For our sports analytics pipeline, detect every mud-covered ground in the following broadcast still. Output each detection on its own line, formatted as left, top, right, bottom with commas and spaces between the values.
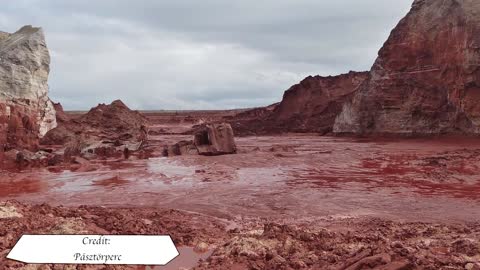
1, 201, 480, 270
0, 111, 480, 269
0, 201, 479, 270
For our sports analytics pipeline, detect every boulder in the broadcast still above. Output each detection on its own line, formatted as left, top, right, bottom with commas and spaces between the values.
334, 0, 480, 135
194, 123, 237, 156
0, 25, 57, 151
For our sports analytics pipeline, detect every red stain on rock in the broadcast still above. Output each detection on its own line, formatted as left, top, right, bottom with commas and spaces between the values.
0, 103, 40, 152
194, 123, 237, 156
334, 0, 480, 135
230, 71, 368, 135
0, 26, 57, 153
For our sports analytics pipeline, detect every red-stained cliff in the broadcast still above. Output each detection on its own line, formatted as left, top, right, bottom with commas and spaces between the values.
0, 26, 57, 153
230, 71, 368, 135
334, 0, 480, 135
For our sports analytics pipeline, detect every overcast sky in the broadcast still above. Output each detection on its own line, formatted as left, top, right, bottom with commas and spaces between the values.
1, 0, 413, 110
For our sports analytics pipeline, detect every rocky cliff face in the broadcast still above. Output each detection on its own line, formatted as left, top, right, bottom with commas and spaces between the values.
230, 71, 368, 135
334, 0, 480, 135
0, 25, 57, 151
273, 71, 368, 133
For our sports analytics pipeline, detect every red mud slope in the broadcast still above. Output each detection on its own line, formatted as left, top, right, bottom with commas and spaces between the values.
230, 71, 368, 135
42, 100, 148, 146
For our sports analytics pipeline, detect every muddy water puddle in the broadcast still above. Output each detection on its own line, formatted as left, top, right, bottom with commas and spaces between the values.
1, 135, 480, 223
144, 247, 212, 270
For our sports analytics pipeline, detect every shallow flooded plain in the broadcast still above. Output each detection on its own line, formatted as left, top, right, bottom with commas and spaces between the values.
1, 134, 479, 223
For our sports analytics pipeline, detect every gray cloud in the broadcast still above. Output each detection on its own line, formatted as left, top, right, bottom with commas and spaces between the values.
0, 0, 413, 110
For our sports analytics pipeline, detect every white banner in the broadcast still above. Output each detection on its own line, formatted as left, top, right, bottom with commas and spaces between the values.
7, 235, 179, 265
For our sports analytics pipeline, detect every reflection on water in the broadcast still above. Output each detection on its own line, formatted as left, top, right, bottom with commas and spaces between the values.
0, 135, 480, 222
147, 158, 196, 178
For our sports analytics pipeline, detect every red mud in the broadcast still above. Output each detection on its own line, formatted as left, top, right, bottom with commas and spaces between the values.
0, 201, 229, 270
1, 201, 479, 270
2, 131, 480, 223
1, 112, 480, 269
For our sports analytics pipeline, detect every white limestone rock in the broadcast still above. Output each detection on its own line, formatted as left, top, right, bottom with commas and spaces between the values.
0, 25, 56, 146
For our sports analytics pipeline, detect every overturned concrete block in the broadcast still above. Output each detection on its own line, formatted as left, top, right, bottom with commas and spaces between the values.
194, 123, 237, 156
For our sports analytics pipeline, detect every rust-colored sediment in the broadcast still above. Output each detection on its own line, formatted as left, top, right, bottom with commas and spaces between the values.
2, 134, 480, 223
1, 112, 480, 269
0, 201, 479, 270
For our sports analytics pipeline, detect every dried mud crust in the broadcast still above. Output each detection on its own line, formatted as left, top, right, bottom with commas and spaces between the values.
0, 202, 479, 270
200, 218, 480, 270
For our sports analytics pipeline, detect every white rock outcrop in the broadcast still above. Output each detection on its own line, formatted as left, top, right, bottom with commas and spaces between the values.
0, 25, 56, 150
